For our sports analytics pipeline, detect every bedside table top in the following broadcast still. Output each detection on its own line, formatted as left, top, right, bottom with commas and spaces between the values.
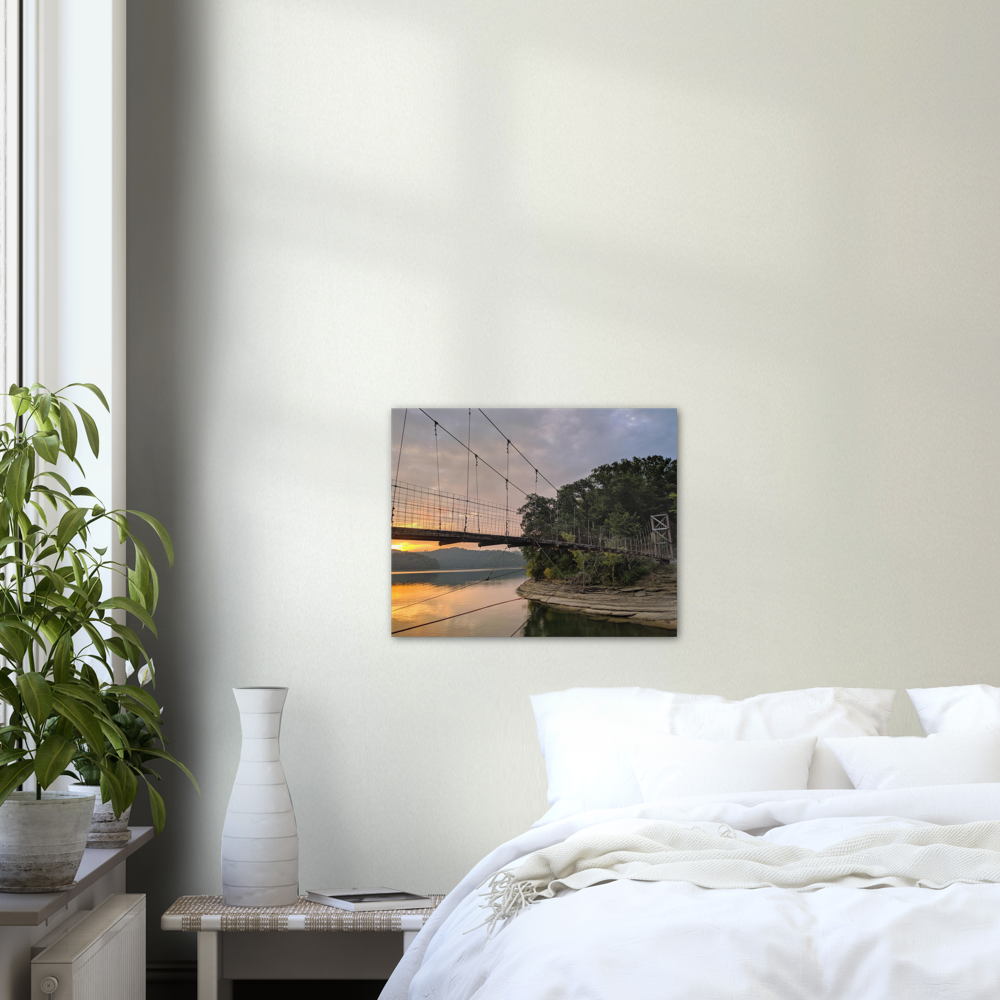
161, 893, 446, 932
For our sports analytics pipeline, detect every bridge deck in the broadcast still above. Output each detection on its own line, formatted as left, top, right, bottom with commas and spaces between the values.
391, 526, 671, 562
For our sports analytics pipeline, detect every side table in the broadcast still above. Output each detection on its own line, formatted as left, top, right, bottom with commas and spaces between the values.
162, 894, 445, 1000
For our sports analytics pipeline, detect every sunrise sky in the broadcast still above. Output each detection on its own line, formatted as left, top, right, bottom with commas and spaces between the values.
391, 408, 677, 551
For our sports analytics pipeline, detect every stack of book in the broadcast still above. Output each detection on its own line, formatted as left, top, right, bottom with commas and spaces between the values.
306, 887, 434, 911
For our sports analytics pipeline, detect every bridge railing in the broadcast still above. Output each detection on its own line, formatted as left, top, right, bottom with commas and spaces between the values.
391, 480, 675, 562
527, 518, 671, 562
391, 480, 524, 538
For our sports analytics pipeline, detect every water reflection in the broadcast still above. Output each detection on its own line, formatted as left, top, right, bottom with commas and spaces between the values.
391, 568, 669, 637
391, 569, 529, 637
519, 603, 673, 637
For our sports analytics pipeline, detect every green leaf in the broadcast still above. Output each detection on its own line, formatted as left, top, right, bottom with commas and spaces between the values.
0, 760, 35, 806
101, 618, 149, 666
0, 628, 26, 667
97, 717, 127, 752
34, 735, 76, 790
30, 432, 60, 464
76, 404, 100, 458
103, 636, 129, 660
28, 499, 51, 522
120, 759, 138, 810
128, 545, 156, 614
51, 635, 74, 684
9, 388, 31, 418
107, 684, 161, 719
53, 681, 108, 713
140, 747, 199, 793
69, 551, 84, 587
39, 469, 73, 492
144, 779, 166, 833
117, 699, 163, 739
56, 506, 90, 549
81, 622, 108, 661
1, 619, 46, 642
97, 762, 126, 817
62, 383, 110, 412
17, 673, 53, 726
0, 672, 20, 709
126, 510, 175, 567
16, 511, 34, 542
110, 512, 127, 545
4, 451, 28, 512
98, 596, 157, 636
60, 405, 79, 461
52, 693, 106, 753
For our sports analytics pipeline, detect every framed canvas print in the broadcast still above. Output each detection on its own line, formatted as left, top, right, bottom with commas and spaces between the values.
391, 408, 677, 637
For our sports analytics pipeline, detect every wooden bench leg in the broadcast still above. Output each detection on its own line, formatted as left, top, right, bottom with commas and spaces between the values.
198, 931, 232, 1000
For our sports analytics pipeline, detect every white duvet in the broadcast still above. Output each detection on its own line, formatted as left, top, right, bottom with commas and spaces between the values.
381, 784, 1000, 1000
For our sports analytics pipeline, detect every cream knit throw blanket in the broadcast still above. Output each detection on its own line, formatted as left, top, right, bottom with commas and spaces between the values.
481, 820, 1000, 936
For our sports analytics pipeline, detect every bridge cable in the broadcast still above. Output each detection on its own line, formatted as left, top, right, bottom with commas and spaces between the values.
434, 421, 442, 529
531, 540, 572, 581
418, 409, 533, 496
505, 440, 510, 539
464, 408, 471, 532
434, 421, 441, 493
391, 597, 525, 635
391, 408, 408, 523
478, 409, 560, 494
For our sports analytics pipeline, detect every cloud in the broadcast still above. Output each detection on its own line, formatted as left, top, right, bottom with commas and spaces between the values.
391, 407, 675, 507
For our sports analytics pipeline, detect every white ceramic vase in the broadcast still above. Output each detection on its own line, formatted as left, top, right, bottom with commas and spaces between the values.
221, 687, 298, 907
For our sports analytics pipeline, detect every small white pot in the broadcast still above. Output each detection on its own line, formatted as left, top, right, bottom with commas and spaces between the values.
0, 791, 95, 892
71, 785, 133, 849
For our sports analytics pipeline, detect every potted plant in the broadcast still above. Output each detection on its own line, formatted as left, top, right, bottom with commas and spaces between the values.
0, 382, 195, 891
70, 695, 165, 847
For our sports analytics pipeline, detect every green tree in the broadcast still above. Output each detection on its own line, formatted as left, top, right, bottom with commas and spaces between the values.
517, 494, 557, 538
543, 455, 676, 540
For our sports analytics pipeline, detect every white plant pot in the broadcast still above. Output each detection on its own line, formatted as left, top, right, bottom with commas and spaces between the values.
71, 785, 133, 849
0, 791, 96, 892
222, 687, 298, 907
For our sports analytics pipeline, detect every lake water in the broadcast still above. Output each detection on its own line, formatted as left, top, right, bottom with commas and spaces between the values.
391, 568, 667, 637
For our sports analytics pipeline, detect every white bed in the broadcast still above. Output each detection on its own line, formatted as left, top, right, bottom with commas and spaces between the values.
382, 685, 1000, 1000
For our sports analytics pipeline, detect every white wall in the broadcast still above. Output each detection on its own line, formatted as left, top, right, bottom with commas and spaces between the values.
126, 0, 1000, 961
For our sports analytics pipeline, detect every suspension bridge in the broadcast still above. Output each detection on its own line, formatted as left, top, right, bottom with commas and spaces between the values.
391, 409, 675, 564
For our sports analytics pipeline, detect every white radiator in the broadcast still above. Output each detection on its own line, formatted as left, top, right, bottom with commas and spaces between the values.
30, 894, 145, 1000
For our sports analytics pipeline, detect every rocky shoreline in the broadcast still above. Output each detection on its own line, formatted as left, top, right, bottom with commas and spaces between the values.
516, 573, 677, 632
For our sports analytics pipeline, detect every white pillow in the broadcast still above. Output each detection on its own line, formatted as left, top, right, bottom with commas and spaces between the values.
530, 687, 896, 823
826, 732, 1000, 790
631, 735, 817, 801
907, 685, 1000, 734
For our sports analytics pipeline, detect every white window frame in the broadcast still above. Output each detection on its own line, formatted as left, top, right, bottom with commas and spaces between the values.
3, 0, 22, 404
2, 1, 128, 704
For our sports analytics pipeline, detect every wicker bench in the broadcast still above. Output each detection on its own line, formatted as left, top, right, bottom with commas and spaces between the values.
162, 893, 444, 1000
